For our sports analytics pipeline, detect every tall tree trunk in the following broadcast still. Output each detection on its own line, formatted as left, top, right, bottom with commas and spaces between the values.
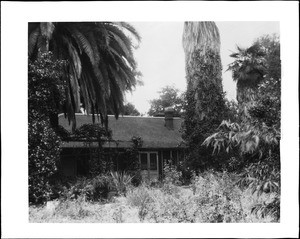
182, 21, 226, 170
182, 22, 224, 121
237, 83, 257, 120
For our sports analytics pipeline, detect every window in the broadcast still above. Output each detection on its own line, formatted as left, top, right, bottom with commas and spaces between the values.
140, 153, 148, 170
139, 152, 158, 171
150, 153, 157, 170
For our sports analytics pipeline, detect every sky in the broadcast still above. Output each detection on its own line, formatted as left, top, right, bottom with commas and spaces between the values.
125, 22, 280, 115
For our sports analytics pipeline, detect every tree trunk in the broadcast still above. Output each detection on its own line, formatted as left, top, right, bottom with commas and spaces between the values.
182, 21, 226, 170
182, 21, 224, 120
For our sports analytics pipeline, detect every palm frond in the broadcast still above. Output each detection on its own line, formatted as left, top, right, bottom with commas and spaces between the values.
29, 22, 139, 130
68, 24, 96, 65
114, 22, 141, 42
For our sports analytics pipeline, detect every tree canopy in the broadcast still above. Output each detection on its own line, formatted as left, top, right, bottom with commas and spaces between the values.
227, 34, 280, 119
123, 102, 141, 116
148, 85, 184, 117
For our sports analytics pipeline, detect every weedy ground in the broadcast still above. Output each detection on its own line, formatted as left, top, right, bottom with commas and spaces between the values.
29, 171, 277, 223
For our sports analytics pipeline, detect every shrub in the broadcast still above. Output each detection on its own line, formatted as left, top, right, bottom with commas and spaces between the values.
58, 174, 112, 202
191, 171, 247, 223
126, 184, 154, 221
163, 160, 182, 186
146, 190, 198, 223
110, 171, 133, 196
55, 195, 91, 219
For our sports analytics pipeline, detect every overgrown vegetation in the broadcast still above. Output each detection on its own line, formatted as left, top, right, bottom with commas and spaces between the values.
29, 170, 278, 223
202, 34, 281, 220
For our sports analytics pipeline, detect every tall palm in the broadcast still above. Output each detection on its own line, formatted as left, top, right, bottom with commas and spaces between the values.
182, 21, 223, 120
28, 22, 141, 130
182, 21, 226, 170
227, 44, 266, 105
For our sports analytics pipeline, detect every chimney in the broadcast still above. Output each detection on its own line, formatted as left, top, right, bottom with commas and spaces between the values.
164, 107, 174, 130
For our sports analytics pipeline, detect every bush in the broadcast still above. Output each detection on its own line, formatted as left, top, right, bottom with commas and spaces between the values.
110, 171, 133, 196
163, 160, 182, 186
58, 174, 112, 202
192, 171, 246, 222
126, 184, 154, 221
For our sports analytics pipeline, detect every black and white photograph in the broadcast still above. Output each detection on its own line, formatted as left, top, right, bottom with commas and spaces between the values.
1, 1, 299, 238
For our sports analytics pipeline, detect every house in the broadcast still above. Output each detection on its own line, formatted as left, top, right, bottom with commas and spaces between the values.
58, 108, 186, 180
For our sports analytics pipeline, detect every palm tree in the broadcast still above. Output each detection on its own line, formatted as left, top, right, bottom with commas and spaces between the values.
227, 44, 266, 105
182, 22, 226, 170
28, 22, 141, 130
182, 21, 224, 120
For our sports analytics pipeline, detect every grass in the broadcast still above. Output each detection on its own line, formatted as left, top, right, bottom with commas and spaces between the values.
29, 171, 278, 223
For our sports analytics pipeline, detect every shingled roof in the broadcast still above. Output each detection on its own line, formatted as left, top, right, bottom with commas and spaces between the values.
58, 113, 185, 148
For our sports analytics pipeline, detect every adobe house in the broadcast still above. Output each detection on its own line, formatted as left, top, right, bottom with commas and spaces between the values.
58, 108, 186, 180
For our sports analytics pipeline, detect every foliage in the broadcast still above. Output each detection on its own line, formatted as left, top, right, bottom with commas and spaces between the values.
227, 44, 266, 89
28, 52, 67, 204
203, 116, 280, 219
110, 171, 133, 196
202, 120, 280, 156
148, 85, 185, 117
248, 35, 281, 128
116, 136, 143, 186
227, 34, 280, 119
69, 123, 113, 176
203, 34, 281, 220
163, 160, 182, 186
30, 171, 278, 223
29, 22, 141, 129
122, 102, 141, 116
28, 114, 61, 204
28, 52, 67, 117
57, 174, 113, 202
73, 123, 112, 141
127, 184, 153, 208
